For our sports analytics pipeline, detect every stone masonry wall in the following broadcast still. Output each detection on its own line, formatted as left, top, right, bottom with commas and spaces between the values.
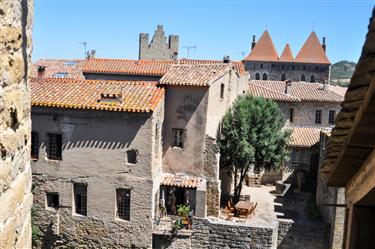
0, 0, 33, 248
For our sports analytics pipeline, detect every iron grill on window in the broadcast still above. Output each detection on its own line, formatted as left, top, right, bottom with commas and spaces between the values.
329, 110, 336, 125
47, 133, 62, 160
31, 131, 39, 159
74, 183, 87, 216
172, 129, 184, 148
117, 189, 131, 220
315, 110, 322, 124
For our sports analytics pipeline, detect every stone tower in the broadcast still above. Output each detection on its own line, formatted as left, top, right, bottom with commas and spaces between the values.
0, 0, 34, 248
139, 25, 179, 60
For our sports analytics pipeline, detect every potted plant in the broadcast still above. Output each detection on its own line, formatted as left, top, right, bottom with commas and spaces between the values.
177, 204, 190, 228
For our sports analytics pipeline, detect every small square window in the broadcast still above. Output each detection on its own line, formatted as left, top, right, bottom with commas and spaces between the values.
47, 133, 62, 160
117, 189, 131, 220
172, 129, 184, 148
126, 150, 137, 164
46, 192, 59, 209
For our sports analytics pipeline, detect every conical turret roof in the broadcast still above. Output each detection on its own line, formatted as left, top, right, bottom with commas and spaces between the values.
295, 32, 330, 64
279, 44, 294, 62
244, 31, 279, 61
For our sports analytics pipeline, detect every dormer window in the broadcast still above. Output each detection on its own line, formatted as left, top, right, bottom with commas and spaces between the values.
98, 93, 122, 104
53, 72, 68, 78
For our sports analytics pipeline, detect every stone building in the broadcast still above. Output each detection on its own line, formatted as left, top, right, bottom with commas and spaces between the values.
321, 8, 375, 249
30, 78, 165, 248
159, 63, 249, 217
247, 80, 345, 189
0, 0, 33, 248
244, 31, 331, 83
139, 25, 179, 60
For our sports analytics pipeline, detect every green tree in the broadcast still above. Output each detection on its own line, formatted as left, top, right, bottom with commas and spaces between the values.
218, 95, 291, 202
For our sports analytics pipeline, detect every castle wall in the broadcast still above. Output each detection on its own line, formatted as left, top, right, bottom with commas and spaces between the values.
31, 107, 163, 248
245, 61, 330, 83
0, 0, 33, 248
139, 25, 179, 60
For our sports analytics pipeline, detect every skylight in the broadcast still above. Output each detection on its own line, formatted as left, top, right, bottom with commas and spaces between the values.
53, 72, 68, 78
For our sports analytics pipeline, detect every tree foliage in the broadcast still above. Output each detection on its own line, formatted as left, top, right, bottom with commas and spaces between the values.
218, 95, 291, 201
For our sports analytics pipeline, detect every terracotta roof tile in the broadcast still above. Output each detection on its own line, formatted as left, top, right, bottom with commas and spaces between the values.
160, 173, 203, 188
179, 58, 246, 76
279, 44, 294, 62
295, 32, 330, 64
244, 31, 279, 61
288, 126, 323, 148
160, 64, 231, 86
248, 83, 300, 102
83, 58, 174, 76
33, 59, 86, 79
31, 78, 164, 113
249, 80, 345, 103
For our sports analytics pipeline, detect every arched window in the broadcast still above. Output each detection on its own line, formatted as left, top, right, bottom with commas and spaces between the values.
262, 73, 267, 80
310, 75, 315, 83
255, 73, 260, 80
281, 74, 286, 81
301, 75, 306, 81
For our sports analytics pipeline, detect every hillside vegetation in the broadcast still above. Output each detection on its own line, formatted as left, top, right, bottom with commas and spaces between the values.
330, 60, 356, 86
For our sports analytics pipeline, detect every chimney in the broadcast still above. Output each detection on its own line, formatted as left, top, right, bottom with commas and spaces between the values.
37, 66, 45, 78
323, 80, 328, 90
284, 80, 292, 94
223, 55, 231, 63
87, 50, 96, 59
251, 35, 256, 50
322, 37, 326, 53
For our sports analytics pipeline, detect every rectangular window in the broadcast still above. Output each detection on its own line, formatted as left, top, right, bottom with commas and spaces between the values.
47, 133, 62, 160
172, 129, 184, 148
74, 183, 87, 216
315, 110, 322, 124
116, 189, 131, 220
220, 83, 225, 99
300, 150, 308, 164
46, 192, 59, 209
291, 150, 298, 163
31, 131, 39, 159
289, 108, 294, 123
328, 110, 336, 125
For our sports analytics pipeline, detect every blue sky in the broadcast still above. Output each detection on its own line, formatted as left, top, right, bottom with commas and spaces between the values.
33, 0, 374, 63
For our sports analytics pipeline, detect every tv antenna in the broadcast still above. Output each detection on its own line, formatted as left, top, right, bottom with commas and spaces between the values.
183, 46, 196, 59
235, 51, 246, 57
79, 41, 88, 58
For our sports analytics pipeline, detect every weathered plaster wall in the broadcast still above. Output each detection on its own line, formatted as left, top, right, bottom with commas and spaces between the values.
0, 0, 33, 248
245, 61, 330, 83
31, 107, 162, 248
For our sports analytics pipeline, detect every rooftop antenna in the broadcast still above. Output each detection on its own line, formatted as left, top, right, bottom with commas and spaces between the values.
184, 45, 196, 59
235, 51, 246, 58
79, 41, 88, 58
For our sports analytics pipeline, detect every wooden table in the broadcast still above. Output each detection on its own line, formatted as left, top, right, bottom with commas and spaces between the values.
235, 201, 254, 217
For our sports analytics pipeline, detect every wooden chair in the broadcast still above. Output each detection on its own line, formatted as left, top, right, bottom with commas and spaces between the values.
248, 202, 257, 217
224, 206, 235, 221
227, 200, 235, 212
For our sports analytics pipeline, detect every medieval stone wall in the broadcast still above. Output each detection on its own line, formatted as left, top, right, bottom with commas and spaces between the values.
245, 61, 330, 83
0, 0, 33, 248
139, 25, 179, 60
31, 108, 163, 248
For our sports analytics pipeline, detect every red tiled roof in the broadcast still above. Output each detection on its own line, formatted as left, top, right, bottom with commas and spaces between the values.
249, 80, 345, 103
279, 44, 294, 62
82, 58, 174, 76
248, 83, 300, 102
31, 78, 164, 113
179, 58, 246, 76
288, 126, 323, 148
295, 32, 330, 64
33, 59, 86, 79
244, 31, 279, 61
160, 173, 203, 188
160, 64, 231, 87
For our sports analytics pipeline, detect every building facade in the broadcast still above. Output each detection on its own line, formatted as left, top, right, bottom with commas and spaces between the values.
139, 25, 179, 60
0, 1, 33, 248
244, 31, 331, 84
30, 79, 165, 248
247, 80, 345, 189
